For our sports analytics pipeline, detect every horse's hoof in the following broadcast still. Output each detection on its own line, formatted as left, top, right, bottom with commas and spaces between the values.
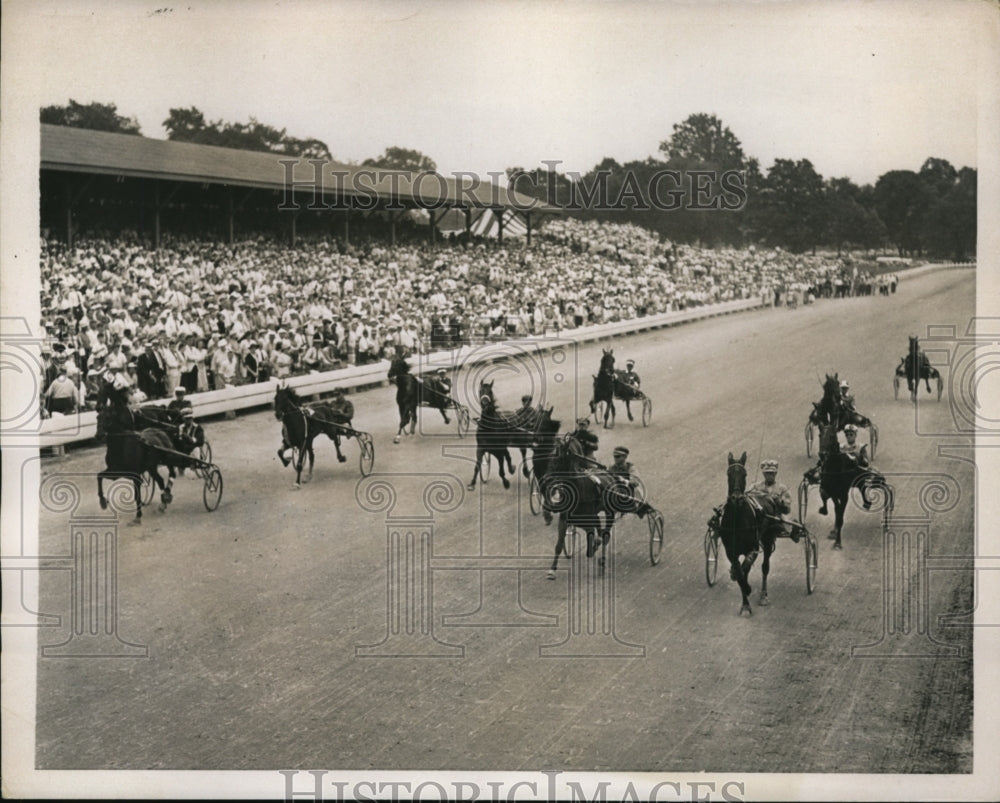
393, 436, 401, 444
443, 416, 450, 425
627, 414, 633, 422
543, 513, 552, 526
292, 484, 301, 491
739, 603, 752, 616
863, 501, 872, 510
99, 497, 108, 510
818, 505, 828, 515
759, 595, 770, 606
833, 542, 843, 550
546, 570, 556, 580
467, 483, 476, 491
158, 504, 167, 513
338, 455, 347, 463
127, 518, 141, 527
502, 478, 510, 489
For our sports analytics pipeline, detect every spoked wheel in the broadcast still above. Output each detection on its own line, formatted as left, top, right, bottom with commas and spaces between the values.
358, 433, 375, 477
805, 421, 814, 457
868, 424, 878, 461
935, 374, 944, 401
528, 471, 543, 516
456, 405, 470, 438
481, 452, 492, 481
893, 374, 901, 400
641, 397, 652, 427
202, 467, 223, 512
798, 478, 810, 522
198, 440, 212, 464
704, 526, 719, 586
805, 530, 819, 594
141, 472, 156, 506
648, 511, 664, 565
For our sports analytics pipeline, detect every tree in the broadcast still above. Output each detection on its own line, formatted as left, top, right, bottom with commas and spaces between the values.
659, 113, 748, 170
873, 170, 930, 256
363, 147, 436, 173
163, 107, 332, 159
755, 158, 827, 252
41, 100, 142, 135
824, 178, 886, 255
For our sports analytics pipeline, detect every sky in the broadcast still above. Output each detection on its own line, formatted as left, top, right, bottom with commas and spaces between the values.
5, 0, 992, 187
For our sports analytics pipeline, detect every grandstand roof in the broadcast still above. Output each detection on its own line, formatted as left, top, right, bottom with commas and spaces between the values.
40, 124, 562, 215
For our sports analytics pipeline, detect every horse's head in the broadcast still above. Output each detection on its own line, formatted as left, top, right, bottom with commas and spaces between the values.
818, 424, 840, 459
478, 380, 495, 404
909, 335, 919, 350
388, 355, 410, 382
726, 451, 748, 499
274, 384, 301, 419
599, 349, 615, 375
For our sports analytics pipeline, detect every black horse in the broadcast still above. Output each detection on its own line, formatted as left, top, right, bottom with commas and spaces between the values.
803, 424, 889, 550
387, 353, 453, 443
718, 452, 802, 615
467, 394, 519, 490
95, 388, 178, 524
134, 405, 206, 460
588, 348, 617, 428
895, 335, 943, 401
274, 384, 353, 487
814, 372, 878, 458
478, 380, 548, 478
532, 419, 637, 577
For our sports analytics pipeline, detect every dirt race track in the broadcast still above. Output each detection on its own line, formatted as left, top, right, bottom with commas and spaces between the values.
30, 268, 977, 780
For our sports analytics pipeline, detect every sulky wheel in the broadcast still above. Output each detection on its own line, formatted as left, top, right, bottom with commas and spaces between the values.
704, 526, 719, 587
798, 477, 810, 522
480, 452, 492, 481
456, 405, 470, 438
592, 400, 605, 426
198, 440, 212, 464
647, 510, 664, 566
868, 424, 878, 461
893, 374, 901, 400
641, 397, 652, 427
805, 421, 814, 457
202, 467, 223, 512
528, 471, 543, 516
805, 530, 818, 594
358, 434, 375, 477
561, 521, 576, 558
936, 373, 944, 402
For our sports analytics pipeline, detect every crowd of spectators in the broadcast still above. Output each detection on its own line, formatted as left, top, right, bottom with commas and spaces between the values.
38, 218, 900, 414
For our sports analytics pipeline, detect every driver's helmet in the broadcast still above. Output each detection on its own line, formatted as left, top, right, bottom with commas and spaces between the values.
521, 395, 532, 404
576, 417, 590, 428
844, 423, 858, 436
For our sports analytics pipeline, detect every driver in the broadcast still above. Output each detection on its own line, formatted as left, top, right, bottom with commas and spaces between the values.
570, 417, 601, 470
621, 359, 641, 390
840, 424, 869, 467
607, 446, 653, 519
748, 460, 799, 544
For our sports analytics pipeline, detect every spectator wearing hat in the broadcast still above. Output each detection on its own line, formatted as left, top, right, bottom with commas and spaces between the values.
158, 333, 182, 396
136, 341, 167, 399
244, 339, 269, 383
271, 340, 294, 379
44, 361, 79, 415
210, 339, 238, 389
748, 460, 797, 543
301, 335, 329, 373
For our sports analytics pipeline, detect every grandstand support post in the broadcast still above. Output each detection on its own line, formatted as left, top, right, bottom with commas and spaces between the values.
154, 183, 161, 250
227, 187, 234, 245
464, 208, 472, 241
290, 209, 298, 247
343, 206, 349, 245
428, 209, 438, 245
495, 207, 505, 246
65, 175, 73, 248
524, 212, 532, 248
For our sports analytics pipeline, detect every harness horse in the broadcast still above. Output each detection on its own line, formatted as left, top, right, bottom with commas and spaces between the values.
894, 335, 943, 401
387, 353, 469, 442
589, 349, 618, 428
275, 384, 374, 487
807, 373, 879, 460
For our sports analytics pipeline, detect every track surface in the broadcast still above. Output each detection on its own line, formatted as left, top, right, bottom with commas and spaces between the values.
34, 268, 974, 773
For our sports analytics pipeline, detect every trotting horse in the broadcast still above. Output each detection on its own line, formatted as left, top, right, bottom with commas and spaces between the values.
533, 420, 626, 578
274, 384, 353, 488
96, 388, 177, 524
896, 335, 943, 401
467, 394, 518, 490
804, 424, 890, 550
387, 353, 453, 443
589, 349, 617, 428
718, 452, 798, 615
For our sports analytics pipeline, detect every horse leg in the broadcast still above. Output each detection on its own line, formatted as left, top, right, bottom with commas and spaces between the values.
333, 433, 347, 463
409, 405, 418, 435
738, 551, 757, 615
520, 447, 530, 478
440, 405, 450, 425
131, 473, 143, 525
497, 450, 511, 490
833, 497, 846, 549
468, 448, 484, 489
292, 444, 306, 489
305, 444, 315, 482
625, 399, 633, 422
548, 517, 567, 579
278, 443, 291, 467
759, 543, 772, 606
98, 472, 108, 510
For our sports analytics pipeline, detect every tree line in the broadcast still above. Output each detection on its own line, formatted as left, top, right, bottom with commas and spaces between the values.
41, 102, 974, 259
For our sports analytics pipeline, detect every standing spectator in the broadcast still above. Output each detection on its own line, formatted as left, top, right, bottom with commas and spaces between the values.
136, 342, 167, 399
244, 339, 269, 383
44, 362, 79, 414
210, 339, 237, 389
